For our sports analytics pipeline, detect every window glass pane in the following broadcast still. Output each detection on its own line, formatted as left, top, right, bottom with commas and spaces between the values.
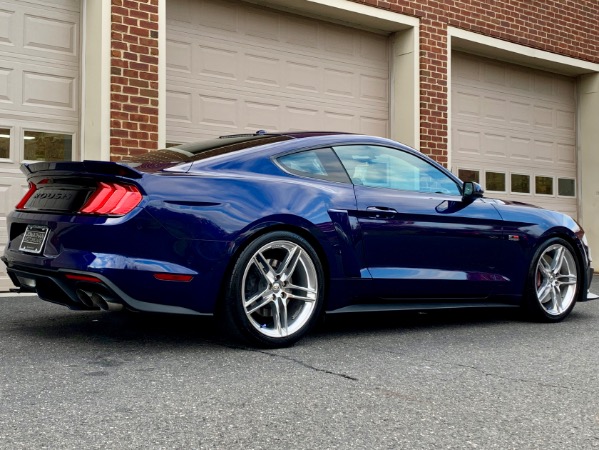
511, 174, 530, 193
277, 148, 350, 183
486, 172, 506, 191
0, 128, 9, 159
558, 178, 576, 197
334, 145, 460, 195
24, 131, 73, 161
535, 176, 553, 195
458, 169, 479, 183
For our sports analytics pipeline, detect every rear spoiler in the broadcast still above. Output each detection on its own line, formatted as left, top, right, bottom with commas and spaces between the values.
21, 160, 143, 179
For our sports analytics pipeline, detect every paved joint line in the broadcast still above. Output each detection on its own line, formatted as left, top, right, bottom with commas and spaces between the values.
204, 339, 359, 381
259, 350, 359, 381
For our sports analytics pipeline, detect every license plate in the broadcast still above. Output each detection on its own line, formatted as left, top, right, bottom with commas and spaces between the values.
19, 225, 49, 254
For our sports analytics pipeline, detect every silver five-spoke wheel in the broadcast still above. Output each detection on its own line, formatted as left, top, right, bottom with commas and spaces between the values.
223, 231, 324, 347
535, 243, 578, 316
242, 240, 318, 338
525, 237, 581, 322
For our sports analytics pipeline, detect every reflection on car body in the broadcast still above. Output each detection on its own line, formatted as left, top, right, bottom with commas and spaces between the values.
2, 131, 593, 347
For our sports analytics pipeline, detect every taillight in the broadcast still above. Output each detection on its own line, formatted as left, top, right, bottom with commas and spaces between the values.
15, 182, 37, 210
80, 182, 142, 216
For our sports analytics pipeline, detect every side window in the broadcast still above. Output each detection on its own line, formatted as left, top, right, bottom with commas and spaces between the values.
333, 145, 461, 196
276, 148, 350, 184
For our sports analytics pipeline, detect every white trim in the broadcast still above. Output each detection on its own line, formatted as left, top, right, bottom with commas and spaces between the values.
446, 32, 452, 169
100, 0, 111, 162
448, 27, 599, 76
244, 0, 418, 31
158, 0, 166, 149
302, 0, 419, 28
80, 0, 86, 161
81, 0, 111, 161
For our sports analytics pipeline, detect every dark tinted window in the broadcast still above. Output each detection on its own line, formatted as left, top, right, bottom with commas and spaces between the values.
277, 148, 350, 183
124, 135, 292, 163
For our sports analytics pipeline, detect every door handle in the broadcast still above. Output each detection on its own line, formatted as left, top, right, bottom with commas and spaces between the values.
366, 206, 398, 217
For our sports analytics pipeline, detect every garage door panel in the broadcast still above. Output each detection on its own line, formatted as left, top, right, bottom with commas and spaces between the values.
0, 9, 13, 46
0, 1, 79, 64
452, 53, 576, 217
0, 57, 78, 117
167, 0, 389, 142
454, 88, 574, 139
166, 83, 388, 138
167, 33, 388, 108
23, 70, 76, 112
287, 61, 320, 94
0, 66, 13, 103
23, 12, 78, 58
0, 0, 80, 290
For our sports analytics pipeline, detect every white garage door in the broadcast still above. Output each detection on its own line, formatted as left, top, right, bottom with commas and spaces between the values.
166, 0, 389, 144
0, 0, 80, 290
452, 52, 577, 217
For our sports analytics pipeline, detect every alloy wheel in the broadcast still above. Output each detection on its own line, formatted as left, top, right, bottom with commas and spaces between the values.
535, 243, 578, 316
241, 240, 319, 338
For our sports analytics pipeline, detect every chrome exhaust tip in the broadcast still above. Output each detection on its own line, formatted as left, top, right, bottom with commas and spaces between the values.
76, 289, 97, 309
91, 293, 123, 312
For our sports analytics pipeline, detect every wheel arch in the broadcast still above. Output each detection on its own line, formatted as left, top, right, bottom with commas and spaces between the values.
530, 228, 589, 303
216, 220, 335, 314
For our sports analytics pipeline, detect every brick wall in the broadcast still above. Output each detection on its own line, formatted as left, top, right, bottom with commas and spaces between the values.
353, 0, 599, 165
107, 0, 599, 165
110, 0, 160, 161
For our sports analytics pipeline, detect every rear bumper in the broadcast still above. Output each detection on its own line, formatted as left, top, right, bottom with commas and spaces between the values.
3, 209, 232, 314
4, 263, 210, 315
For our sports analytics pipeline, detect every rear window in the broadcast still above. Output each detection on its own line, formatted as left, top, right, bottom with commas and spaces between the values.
124, 135, 293, 164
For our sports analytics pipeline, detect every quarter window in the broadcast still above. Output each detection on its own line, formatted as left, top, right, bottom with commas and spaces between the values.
333, 145, 460, 195
277, 148, 350, 183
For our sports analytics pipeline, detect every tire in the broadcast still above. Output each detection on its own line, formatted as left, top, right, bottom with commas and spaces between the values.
221, 231, 325, 348
523, 237, 581, 322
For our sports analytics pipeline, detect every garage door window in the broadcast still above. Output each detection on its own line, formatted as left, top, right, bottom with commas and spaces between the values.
458, 169, 479, 184
485, 172, 506, 192
535, 176, 554, 196
24, 131, 73, 162
558, 178, 576, 197
0, 128, 10, 159
511, 174, 530, 194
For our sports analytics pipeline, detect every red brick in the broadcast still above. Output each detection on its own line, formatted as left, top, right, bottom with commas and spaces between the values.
109, 0, 599, 161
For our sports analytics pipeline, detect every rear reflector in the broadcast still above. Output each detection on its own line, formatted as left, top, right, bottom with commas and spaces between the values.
65, 273, 102, 283
80, 182, 142, 216
154, 273, 194, 282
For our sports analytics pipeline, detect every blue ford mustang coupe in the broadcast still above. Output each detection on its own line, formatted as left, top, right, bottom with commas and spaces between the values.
2, 132, 594, 347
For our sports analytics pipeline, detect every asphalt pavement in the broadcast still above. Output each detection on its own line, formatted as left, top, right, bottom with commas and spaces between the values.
1, 279, 599, 449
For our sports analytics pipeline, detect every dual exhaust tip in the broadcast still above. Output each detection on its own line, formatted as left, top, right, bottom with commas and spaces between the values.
76, 289, 123, 312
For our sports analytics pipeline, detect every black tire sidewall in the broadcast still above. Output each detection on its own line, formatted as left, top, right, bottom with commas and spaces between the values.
524, 237, 581, 322
223, 231, 325, 347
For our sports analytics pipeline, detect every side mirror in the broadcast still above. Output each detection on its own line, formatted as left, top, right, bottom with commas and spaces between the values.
462, 181, 484, 202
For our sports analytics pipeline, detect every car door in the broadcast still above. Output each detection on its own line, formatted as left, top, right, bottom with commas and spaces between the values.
333, 144, 508, 301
